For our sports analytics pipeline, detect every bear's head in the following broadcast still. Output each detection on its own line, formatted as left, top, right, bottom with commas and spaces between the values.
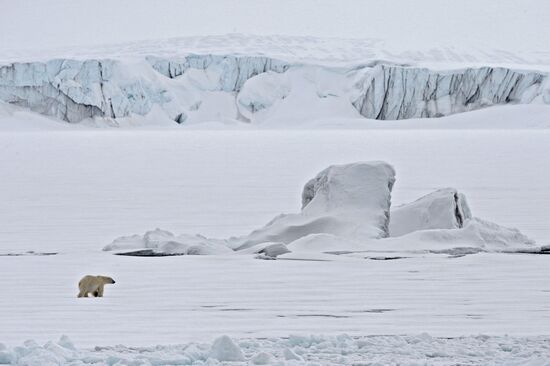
99, 276, 116, 284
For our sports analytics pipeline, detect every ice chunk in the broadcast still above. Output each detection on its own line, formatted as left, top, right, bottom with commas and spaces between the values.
57, 335, 75, 351
208, 335, 245, 362
237, 242, 291, 258
250, 352, 274, 365
103, 228, 174, 251
0, 343, 11, 364
390, 188, 472, 237
301, 161, 395, 219
102, 233, 144, 251
157, 240, 190, 254
143, 228, 177, 248
233, 162, 395, 251
283, 347, 303, 361
104, 230, 232, 255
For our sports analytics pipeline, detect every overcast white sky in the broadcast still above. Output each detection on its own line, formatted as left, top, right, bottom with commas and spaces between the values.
0, 0, 548, 52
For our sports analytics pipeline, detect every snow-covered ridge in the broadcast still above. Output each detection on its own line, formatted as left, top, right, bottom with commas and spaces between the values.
0, 54, 548, 125
3, 34, 550, 67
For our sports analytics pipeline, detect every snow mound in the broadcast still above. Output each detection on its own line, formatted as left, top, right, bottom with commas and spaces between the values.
283, 347, 303, 361
236, 70, 291, 121
250, 351, 274, 365
209, 335, 245, 362
390, 188, 472, 237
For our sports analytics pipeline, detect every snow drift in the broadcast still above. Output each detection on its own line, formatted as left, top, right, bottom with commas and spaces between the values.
0, 53, 548, 125
104, 161, 537, 257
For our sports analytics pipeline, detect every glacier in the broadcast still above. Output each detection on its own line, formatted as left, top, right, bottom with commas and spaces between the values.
0, 54, 548, 125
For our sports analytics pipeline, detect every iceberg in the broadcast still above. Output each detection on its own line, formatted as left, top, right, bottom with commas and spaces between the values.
104, 161, 538, 257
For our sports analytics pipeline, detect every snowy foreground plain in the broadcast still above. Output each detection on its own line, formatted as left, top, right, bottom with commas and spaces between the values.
1, 108, 550, 363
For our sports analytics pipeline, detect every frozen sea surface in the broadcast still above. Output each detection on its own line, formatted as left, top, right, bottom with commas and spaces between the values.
1, 252, 550, 348
0, 129, 549, 353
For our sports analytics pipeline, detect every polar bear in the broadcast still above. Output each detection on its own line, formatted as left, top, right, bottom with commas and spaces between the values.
77, 275, 116, 298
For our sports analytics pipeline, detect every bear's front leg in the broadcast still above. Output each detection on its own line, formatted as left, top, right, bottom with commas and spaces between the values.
97, 285, 104, 297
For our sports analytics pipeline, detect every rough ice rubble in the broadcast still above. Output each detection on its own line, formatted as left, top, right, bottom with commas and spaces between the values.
0, 54, 548, 124
3, 334, 550, 365
104, 161, 537, 257
103, 228, 233, 255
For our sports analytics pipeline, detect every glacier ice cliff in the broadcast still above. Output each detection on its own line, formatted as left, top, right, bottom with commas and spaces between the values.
0, 59, 172, 123
0, 61, 105, 122
0, 54, 548, 124
352, 65, 546, 119
146, 54, 290, 91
